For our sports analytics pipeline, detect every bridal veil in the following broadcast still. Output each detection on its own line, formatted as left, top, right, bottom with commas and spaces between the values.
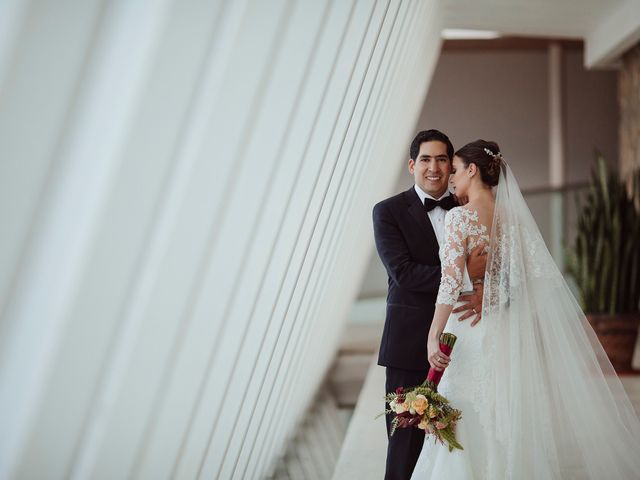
479, 162, 640, 479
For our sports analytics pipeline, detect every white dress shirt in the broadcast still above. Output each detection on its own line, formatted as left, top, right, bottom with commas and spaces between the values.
414, 184, 452, 246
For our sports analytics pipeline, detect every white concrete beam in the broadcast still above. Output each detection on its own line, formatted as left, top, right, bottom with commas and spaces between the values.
585, 0, 640, 68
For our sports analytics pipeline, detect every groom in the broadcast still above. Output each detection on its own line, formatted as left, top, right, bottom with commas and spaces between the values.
372, 129, 486, 480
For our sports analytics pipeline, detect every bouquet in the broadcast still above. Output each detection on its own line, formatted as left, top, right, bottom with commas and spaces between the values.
377, 333, 463, 451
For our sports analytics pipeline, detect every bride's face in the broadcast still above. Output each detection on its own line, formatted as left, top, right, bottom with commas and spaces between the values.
450, 156, 471, 197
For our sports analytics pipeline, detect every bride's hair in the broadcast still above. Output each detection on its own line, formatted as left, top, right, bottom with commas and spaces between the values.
454, 140, 503, 187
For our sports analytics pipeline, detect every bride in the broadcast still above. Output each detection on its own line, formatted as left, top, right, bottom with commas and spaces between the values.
411, 140, 640, 479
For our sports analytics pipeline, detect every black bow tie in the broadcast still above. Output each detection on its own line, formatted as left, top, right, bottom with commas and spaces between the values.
424, 195, 457, 212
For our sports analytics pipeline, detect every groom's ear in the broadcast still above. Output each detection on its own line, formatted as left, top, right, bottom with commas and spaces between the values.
408, 158, 415, 174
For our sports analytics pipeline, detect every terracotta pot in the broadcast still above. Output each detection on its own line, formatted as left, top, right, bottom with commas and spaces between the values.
586, 313, 640, 373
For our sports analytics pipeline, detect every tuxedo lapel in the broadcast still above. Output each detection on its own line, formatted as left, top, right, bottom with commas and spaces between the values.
404, 188, 439, 248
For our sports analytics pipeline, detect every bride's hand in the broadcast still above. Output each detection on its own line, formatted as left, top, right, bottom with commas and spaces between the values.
427, 337, 450, 371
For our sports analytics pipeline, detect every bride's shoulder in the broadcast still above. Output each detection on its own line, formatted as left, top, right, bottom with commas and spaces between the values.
444, 206, 474, 227
445, 205, 463, 218
445, 206, 481, 233
446, 205, 478, 220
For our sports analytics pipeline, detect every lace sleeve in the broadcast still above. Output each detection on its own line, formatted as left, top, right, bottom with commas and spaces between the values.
436, 208, 468, 306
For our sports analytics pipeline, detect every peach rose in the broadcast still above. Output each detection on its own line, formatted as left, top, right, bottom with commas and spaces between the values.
411, 394, 428, 416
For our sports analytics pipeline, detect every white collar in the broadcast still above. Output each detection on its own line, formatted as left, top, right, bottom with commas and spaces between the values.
414, 184, 451, 205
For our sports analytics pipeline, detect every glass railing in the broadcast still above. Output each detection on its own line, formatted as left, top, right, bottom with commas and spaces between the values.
522, 183, 590, 273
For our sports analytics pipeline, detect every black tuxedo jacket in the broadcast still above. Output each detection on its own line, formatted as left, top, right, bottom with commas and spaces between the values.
372, 187, 445, 371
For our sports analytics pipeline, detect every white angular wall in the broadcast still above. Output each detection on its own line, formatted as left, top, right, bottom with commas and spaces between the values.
0, 0, 443, 478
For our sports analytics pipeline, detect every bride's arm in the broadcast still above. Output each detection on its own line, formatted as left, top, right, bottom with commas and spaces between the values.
427, 208, 467, 371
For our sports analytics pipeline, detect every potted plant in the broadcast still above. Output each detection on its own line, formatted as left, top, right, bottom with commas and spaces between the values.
566, 156, 640, 372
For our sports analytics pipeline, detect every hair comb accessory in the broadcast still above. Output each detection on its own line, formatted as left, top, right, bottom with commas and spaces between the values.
483, 147, 503, 161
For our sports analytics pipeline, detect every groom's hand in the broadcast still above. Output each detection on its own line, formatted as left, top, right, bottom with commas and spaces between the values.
466, 245, 487, 281
453, 283, 483, 326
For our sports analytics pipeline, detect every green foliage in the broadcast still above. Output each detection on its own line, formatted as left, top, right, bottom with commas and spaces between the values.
374, 409, 392, 420
440, 426, 464, 452
566, 156, 640, 313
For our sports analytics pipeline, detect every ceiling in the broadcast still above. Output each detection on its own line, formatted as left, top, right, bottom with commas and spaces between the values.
442, 0, 640, 67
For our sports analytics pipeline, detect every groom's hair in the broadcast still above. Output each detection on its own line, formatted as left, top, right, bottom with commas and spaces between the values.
410, 129, 454, 161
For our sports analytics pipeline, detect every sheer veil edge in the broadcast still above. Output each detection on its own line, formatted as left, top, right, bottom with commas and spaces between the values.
479, 163, 640, 479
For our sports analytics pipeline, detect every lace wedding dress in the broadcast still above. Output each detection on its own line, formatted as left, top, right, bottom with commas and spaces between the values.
411, 207, 492, 478
411, 164, 640, 479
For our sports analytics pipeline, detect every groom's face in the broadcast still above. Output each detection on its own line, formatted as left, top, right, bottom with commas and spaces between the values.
408, 140, 451, 198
